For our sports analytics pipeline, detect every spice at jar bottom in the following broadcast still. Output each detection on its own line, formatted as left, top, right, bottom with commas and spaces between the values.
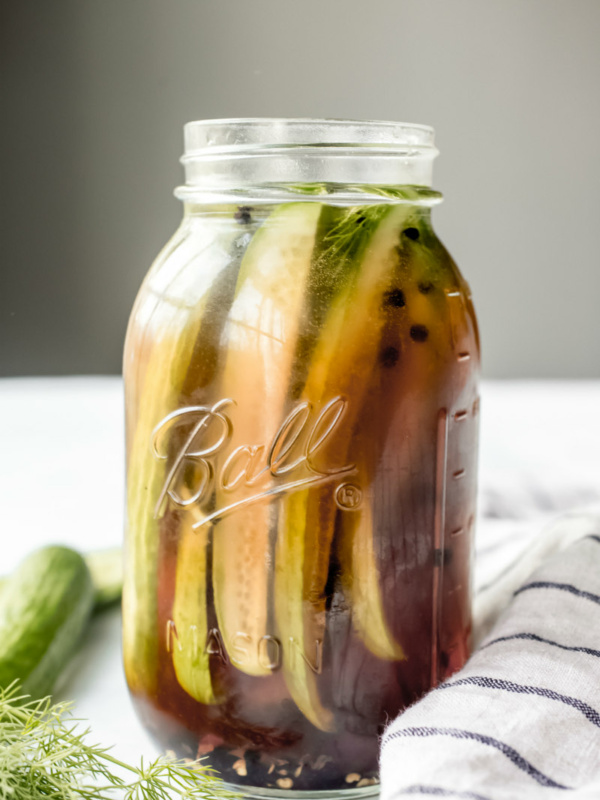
123, 119, 480, 797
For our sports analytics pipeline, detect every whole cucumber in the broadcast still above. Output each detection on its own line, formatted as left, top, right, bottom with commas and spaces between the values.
85, 547, 123, 611
0, 545, 94, 698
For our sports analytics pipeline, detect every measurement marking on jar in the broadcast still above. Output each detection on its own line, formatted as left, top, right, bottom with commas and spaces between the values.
446, 291, 464, 349
452, 469, 466, 480
453, 410, 468, 422
457, 352, 471, 362
432, 408, 449, 688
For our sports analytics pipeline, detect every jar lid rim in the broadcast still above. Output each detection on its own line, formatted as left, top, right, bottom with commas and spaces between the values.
183, 118, 436, 154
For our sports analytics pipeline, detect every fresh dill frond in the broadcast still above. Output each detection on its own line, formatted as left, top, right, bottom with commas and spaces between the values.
285, 182, 333, 196
317, 184, 443, 271
321, 204, 390, 266
285, 182, 442, 205
0, 682, 238, 800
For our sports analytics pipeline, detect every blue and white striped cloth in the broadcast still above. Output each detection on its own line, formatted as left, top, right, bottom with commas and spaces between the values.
381, 507, 600, 799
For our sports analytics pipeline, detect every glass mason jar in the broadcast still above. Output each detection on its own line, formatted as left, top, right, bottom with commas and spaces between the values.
123, 119, 480, 798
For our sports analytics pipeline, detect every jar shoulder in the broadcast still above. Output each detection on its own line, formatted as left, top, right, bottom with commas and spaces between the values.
124, 204, 480, 386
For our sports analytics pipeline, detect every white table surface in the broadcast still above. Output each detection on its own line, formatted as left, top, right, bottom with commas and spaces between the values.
1, 376, 599, 766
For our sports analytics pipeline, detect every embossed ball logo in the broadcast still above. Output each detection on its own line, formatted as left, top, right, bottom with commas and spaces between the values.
151, 396, 360, 525
335, 483, 362, 510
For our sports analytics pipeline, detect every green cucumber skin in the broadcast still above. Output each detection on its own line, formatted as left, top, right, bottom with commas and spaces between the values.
0, 546, 94, 698
84, 547, 123, 611
0, 548, 123, 613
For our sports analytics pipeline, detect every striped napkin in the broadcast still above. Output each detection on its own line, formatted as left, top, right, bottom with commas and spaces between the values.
380, 508, 600, 799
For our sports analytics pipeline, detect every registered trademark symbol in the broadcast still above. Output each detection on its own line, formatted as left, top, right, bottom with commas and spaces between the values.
335, 483, 362, 510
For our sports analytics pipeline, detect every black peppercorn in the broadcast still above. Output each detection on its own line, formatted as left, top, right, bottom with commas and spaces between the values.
234, 206, 253, 224
383, 288, 406, 308
410, 324, 429, 342
380, 345, 400, 367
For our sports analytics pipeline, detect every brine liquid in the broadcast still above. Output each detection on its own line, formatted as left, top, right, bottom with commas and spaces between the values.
123, 198, 480, 794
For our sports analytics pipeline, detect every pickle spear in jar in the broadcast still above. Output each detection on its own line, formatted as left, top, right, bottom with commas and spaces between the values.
275, 199, 418, 731
168, 211, 265, 704
211, 202, 323, 678
334, 222, 478, 714
123, 218, 247, 697
337, 219, 450, 662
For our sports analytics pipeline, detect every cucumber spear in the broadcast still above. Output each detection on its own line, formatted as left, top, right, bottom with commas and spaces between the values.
211, 203, 322, 678
123, 219, 245, 698
335, 221, 479, 709
275, 201, 414, 731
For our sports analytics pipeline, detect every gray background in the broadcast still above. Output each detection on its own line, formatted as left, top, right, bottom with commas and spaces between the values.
2, 0, 599, 378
